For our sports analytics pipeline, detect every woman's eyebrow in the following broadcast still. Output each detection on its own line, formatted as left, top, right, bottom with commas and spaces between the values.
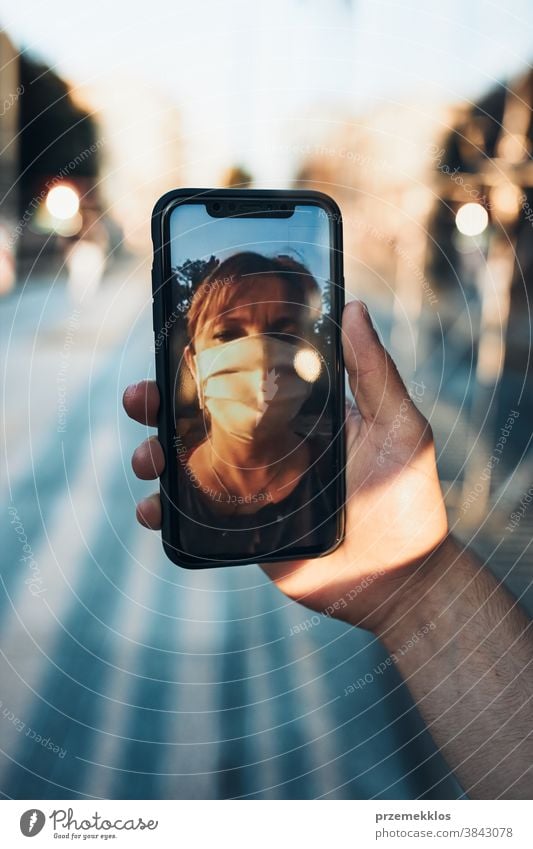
212, 316, 245, 327
267, 317, 298, 331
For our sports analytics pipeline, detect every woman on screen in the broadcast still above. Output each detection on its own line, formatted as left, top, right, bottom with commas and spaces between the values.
176, 251, 336, 559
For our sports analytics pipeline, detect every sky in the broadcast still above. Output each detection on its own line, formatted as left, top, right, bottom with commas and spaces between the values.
2, 0, 532, 183
169, 203, 331, 284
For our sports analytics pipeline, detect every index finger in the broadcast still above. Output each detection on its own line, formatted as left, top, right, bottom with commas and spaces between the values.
122, 380, 160, 426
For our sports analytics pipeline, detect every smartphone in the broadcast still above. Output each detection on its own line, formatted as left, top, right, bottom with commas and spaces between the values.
151, 188, 345, 568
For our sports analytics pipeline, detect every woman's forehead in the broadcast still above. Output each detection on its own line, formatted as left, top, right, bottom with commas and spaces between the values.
219, 275, 303, 321
232, 273, 290, 302
222, 300, 302, 323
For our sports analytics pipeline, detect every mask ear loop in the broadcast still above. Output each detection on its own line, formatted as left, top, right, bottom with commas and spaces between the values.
192, 353, 205, 410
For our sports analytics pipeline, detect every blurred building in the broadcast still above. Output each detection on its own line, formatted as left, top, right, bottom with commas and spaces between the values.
427, 70, 533, 325
73, 74, 184, 255
293, 98, 458, 380
0, 31, 21, 293
426, 69, 533, 474
294, 99, 454, 303
18, 54, 109, 274
0, 39, 108, 285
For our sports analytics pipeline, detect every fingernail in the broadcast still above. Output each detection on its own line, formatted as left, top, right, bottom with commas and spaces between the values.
357, 300, 373, 326
124, 382, 138, 398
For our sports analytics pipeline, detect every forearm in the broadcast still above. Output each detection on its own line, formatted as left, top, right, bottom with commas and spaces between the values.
376, 536, 533, 799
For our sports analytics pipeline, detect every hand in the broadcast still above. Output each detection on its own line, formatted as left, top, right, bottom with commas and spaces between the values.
123, 300, 448, 633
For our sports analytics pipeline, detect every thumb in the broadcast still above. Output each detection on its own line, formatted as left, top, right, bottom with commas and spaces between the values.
342, 300, 412, 425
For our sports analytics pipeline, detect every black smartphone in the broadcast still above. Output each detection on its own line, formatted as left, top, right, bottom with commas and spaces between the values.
151, 188, 345, 568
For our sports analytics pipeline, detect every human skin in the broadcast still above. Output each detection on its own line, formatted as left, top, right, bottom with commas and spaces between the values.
123, 299, 533, 799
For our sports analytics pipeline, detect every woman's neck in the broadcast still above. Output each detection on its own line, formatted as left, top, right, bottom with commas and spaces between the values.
209, 426, 297, 471
188, 426, 310, 510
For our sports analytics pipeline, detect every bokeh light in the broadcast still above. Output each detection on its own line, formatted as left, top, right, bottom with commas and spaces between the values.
45, 184, 80, 220
294, 347, 322, 382
455, 202, 489, 236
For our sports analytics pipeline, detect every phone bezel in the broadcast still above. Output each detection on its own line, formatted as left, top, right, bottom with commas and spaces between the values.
151, 187, 345, 569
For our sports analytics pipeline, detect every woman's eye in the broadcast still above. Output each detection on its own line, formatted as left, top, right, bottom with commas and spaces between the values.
213, 329, 240, 342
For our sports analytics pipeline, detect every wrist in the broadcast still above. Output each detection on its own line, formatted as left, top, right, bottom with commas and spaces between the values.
369, 534, 461, 646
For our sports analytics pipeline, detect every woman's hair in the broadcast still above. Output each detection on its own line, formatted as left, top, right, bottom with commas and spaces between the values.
186, 251, 322, 342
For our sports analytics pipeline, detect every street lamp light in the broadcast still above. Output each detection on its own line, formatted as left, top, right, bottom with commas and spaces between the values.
455, 202, 489, 236
46, 184, 80, 220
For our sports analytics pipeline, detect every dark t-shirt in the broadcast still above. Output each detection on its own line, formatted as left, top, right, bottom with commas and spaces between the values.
175, 435, 336, 561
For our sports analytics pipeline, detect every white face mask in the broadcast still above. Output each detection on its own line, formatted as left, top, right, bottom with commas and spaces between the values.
193, 335, 314, 443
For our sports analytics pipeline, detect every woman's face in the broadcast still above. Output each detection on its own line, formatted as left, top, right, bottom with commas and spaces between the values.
185, 274, 317, 443
192, 274, 312, 356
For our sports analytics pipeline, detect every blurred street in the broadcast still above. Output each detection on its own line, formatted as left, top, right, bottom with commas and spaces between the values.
1, 263, 531, 800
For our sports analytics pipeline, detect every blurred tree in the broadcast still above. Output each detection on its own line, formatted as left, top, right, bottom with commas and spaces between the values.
171, 255, 219, 310
18, 55, 100, 215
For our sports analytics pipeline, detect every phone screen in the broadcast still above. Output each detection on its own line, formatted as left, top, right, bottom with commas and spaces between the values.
160, 197, 344, 565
